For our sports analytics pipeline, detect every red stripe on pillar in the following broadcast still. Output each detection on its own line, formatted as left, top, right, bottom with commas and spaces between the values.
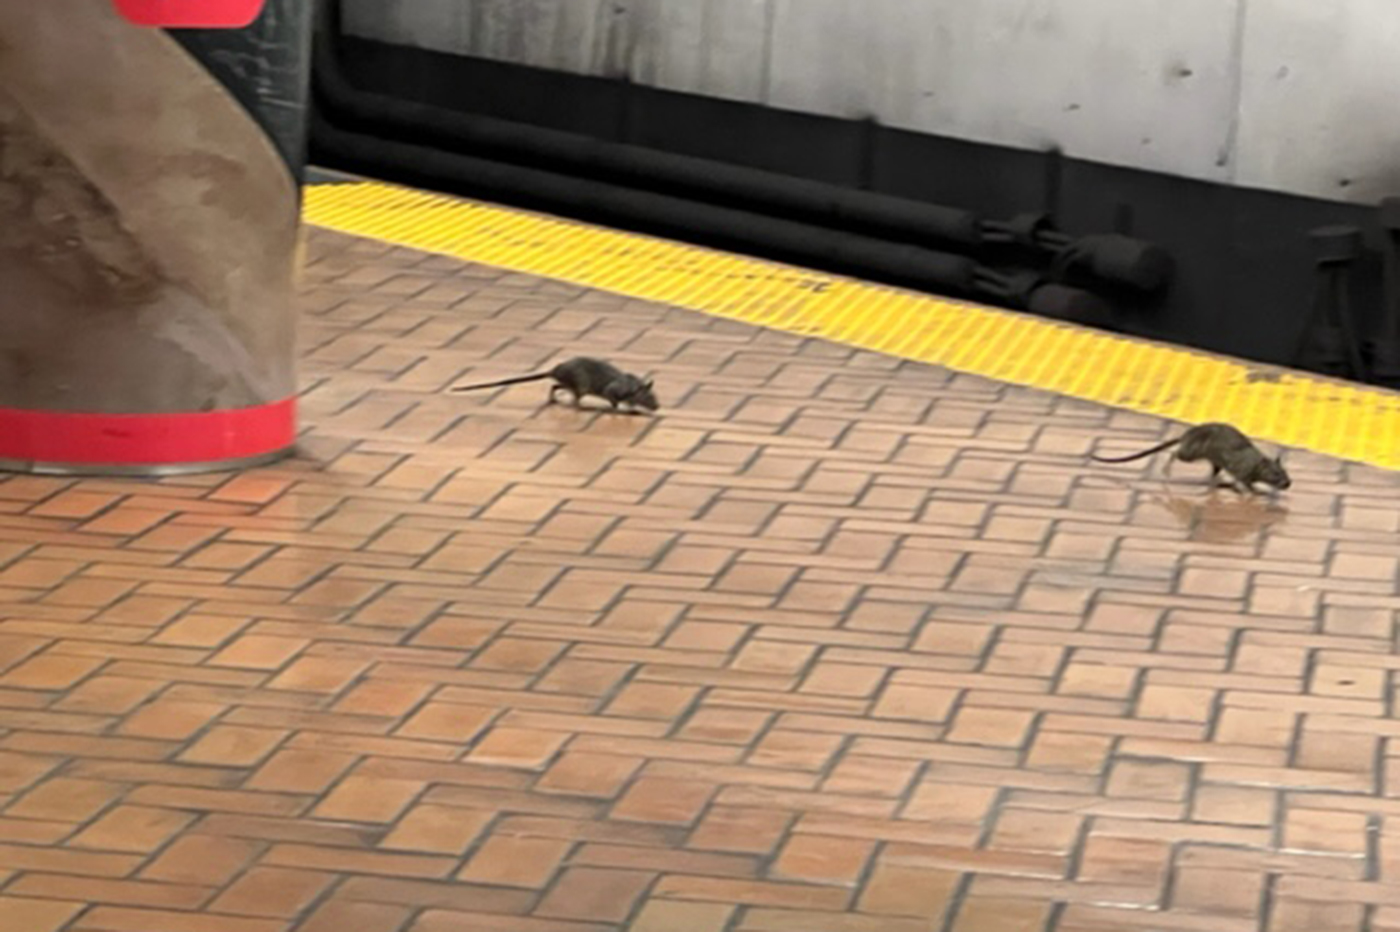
112, 0, 268, 28
0, 398, 296, 466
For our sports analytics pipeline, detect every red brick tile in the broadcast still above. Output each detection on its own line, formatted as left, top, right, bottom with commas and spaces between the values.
664, 622, 749, 652
800, 662, 887, 698
858, 863, 960, 918
8, 777, 123, 822
0, 897, 84, 932
1178, 567, 1249, 598
717, 563, 799, 595
1025, 731, 1114, 774
1270, 899, 1366, 932
846, 601, 927, 634
945, 707, 1035, 747
45, 577, 139, 608
571, 842, 754, 879
0, 818, 74, 846
128, 523, 222, 554
1284, 808, 1369, 855
68, 906, 285, 932
246, 749, 358, 794
141, 835, 260, 886
261, 843, 455, 879
0, 559, 83, 589
689, 806, 793, 855
267, 657, 368, 693
296, 901, 414, 932
612, 777, 715, 825
8, 873, 211, 910
1215, 708, 1297, 747
771, 834, 874, 886
901, 782, 1000, 823
1106, 760, 1191, 801
1295, 731, 1377, 774
472, 637, 567, 673
537, 752, 643, 798
733, 640, 817, 675
1085, 603, 1163, 636
33, 491, 120, 518
1312, 665, 1386, 700
457, 835, 572, 887
179, 726, 286, 767
79, 508, 172, 536
70, 806, 194, 853
396, 703, 496, 742
150, 614, 249, 648
631, 900, 735, 932
679, 709, 773, 744
410, 910, 602, 932
1, 653, 105, 690
1173, 867, 1264, 918
1192, 786, 1277, 826
748, 730, 844, 772
211, 476, 292, 504
121, 785, 308, 818
871, 684, 959, 723
0, 750, 56, 789
119, 700, 226, 740
380, 804, 492, 854
467, 727, 568, 769
536, 659, 631, 696
1137, 684, 1216, 722
822, 755, 920, 798
211, 866, 335, 917
1076, 835, 1172, 888
950, 897, 1052, 932
534, 867, 653, 922
1330, 553, 1398, 580
0, 841, 142, 877
332, 679, 433, 717
208, 635, 308, 670
605, 682, 700, 719
54, 676, 165, 715
651, 875, 850, 910
989, 809, 1082, 854
313, 775, 422, 823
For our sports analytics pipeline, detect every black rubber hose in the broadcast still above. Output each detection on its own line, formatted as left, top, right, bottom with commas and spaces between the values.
313, 6, 982, 250
310, 113, 984, 296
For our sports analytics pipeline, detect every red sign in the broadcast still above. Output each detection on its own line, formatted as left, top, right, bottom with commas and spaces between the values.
113, 0, 266, 28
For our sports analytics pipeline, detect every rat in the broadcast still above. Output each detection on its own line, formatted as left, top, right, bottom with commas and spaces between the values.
1092, 422, 1291, 494
450, 356, 659, 413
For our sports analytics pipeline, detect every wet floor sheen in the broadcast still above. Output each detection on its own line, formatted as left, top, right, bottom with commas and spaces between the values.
0, 228, 1397, 932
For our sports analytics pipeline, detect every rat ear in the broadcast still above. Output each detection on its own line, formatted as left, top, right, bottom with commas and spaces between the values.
643, 378, 654, 390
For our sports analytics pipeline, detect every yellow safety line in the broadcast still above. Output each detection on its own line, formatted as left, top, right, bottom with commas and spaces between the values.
303, 180, 1400, 471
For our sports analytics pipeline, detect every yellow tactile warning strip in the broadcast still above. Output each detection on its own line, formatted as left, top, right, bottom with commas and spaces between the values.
303, 179, 1400, 470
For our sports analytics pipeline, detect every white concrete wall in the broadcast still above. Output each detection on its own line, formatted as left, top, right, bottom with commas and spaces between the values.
341, 0, 1400, 205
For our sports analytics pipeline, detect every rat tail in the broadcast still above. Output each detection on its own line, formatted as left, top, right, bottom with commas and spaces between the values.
1091, 436, 1184, 464
450, 372, 552, 393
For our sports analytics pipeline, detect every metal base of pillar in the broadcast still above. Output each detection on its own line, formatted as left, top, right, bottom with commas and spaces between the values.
0, 446, 295, 478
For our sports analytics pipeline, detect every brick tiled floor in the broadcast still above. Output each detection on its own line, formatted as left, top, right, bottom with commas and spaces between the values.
0, 227, 1399, 931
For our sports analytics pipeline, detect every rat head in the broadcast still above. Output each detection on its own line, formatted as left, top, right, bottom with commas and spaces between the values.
1258, 455, 1291, 490
622, 376, 659, 412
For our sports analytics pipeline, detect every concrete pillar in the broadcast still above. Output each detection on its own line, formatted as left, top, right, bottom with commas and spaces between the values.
0, 0, 311, 474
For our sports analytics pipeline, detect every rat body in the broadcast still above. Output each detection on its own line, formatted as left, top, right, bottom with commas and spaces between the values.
451, 356, 658, 413
1093, 422, 1290, 493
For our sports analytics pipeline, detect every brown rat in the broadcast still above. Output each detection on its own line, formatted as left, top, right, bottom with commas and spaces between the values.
1092, 422, 1290, 494
451, 356, 658, 413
